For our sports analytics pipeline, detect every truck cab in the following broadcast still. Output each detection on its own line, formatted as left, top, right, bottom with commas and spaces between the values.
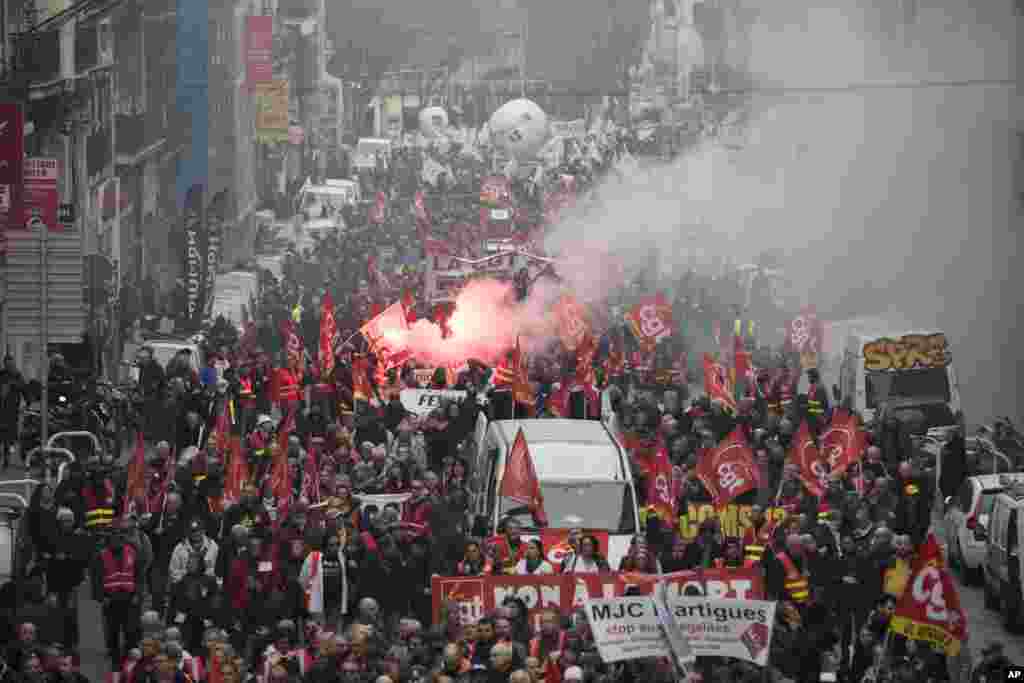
469, 415, 640, 568
839, 330, 961, 431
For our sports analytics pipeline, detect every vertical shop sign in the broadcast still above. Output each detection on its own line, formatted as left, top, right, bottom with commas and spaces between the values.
182, 184, 205, 327
246, 16, 273, 85
23, 158, 60, 231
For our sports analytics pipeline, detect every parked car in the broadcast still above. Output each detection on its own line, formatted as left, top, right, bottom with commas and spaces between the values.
945, 473, 1024, 583
983, 480, 1024, 630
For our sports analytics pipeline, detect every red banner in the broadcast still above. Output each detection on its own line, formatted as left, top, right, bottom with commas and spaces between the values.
0, 103, 25, 250
432, 568, 764, 629
246, 16, 273, 85
23, 158, 59, 232
703, 354, 737, 413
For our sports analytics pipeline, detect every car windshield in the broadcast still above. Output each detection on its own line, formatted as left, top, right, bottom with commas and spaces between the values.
498, 480, 636, 533
865, 367, 952, 409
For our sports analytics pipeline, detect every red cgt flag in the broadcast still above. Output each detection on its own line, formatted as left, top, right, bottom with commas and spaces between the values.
889, 532, 967, 655
279, 318, 304, 374
820, 408, 866, 478
624, 293, 674, 351
124, 432, 147, 517
360, 300, 412, 370
270, 411, 295, 525
499, 428, 548, 527
695, 427, 758, 510
703, 354, 737, 414
637, 437, 676, 523
553, 294, 590, 353
223, 436, 249, 505
319, 293, 337, 380
787, 420, 828, 497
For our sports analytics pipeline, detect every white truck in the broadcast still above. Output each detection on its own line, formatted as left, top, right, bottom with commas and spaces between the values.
835, 325, 962, 433
291, 178, 360, 252
469, 415, 641, 569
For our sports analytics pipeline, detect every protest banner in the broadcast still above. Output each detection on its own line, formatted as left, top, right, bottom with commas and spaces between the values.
585, 597, 669, 663
584, 596, 777, 666
670, 597, 776, 666
676, 502, 789, 541
400, 388, 467, 415
431, 567, 764, 628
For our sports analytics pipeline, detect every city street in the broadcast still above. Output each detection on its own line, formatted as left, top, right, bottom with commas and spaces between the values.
3, 460, 1023, 682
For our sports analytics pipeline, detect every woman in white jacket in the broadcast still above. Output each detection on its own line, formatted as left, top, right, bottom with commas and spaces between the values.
299, 530, 349, 630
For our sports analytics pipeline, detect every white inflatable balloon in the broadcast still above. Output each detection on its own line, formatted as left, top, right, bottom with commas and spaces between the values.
488, 98, 549, 159
418, 106, 449, 138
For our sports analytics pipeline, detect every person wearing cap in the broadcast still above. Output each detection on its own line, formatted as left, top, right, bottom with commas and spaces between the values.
803, 367, 831, 434
168, 518, 218, 586
92, 517, 145, 670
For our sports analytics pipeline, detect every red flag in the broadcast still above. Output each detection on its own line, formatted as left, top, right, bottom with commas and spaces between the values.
279, 318, 304, 374
351, 354, 373, 403
401, 288, 417, 323
695, 427, 758, 510
319, 293, 337, 380
889, 532, 967, 655
820, 409, 865, 478
499, 428, 548, 526
124, 432, 147, 516
703, 354, 737, 413
624, 293, 674, 351
360, 300, 412, 369
553, 295, 590, 353
785, 305, 824, 355
213, 400, 231, 456
413, 190, 431, 241
604, 337, 625, 383
637, 438, 676, 522
270, 412, 294, 523
787, 420, 828, 497
223, 436, 248, 504
574, 335, 597, 387
369, 191, 386, 224
302, 438, 321, 504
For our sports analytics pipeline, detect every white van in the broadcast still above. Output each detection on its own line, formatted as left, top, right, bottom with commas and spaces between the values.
292, 179, 359, 251
353, 137, 393, 172
470, 416, 641, 568
983, 481, 1024, 629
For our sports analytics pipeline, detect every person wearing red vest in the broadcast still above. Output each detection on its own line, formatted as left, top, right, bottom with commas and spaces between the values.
82, 468, 118, 532
742, 505, 778, 564
276, 366, 303, 418
237, 366, 258, 435
486, 518, 528, 575
773, 535, 810, 605
91, 519, 143, 670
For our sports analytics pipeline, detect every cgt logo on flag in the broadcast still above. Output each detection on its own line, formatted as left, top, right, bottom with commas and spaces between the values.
444, 579, 486, 624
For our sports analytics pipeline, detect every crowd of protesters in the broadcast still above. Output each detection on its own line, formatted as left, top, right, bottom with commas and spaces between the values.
0, 133, 1018, 683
